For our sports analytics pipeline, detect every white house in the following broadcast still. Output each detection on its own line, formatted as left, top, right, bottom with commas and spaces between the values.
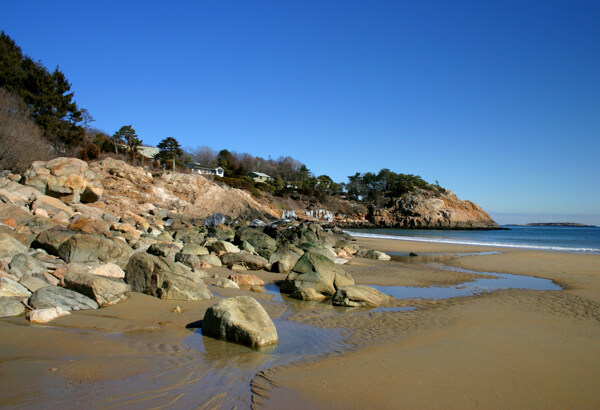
249, 171, 274, 183
187, 163, 224, 177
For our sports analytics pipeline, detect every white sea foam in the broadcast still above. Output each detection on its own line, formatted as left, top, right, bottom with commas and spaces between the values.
345, 231, 600, 254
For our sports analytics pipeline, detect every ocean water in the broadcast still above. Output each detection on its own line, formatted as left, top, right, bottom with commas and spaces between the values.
346, 226, 600, 254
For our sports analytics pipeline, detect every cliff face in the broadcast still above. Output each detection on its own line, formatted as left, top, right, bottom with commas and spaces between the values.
91, 158, 279, 220
369, 189, 498, 229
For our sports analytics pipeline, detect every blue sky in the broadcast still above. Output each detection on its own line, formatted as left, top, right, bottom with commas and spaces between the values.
2, 1, 599, 224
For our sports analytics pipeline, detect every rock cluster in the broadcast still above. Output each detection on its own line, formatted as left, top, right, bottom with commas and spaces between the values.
1, 157, 395, 342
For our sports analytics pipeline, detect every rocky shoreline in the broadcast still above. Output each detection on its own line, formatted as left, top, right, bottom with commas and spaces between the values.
1, 157, 398, 344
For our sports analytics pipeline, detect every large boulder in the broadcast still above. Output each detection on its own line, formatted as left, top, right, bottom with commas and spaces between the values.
198, 254, 222, 267
23, 157, 103, 204
174, 253, 203, 271
235, 227, 277, 259
147, 242, 181, 259
124, 252, 212, 301
205, 239, 240, 254
332, 285, 394, 307
281, 251, 354, 296
9, 253, 48, 279
356, 249, 391, 261
68, 217, 111, 237
221, 252, 268, 270
268, 243, 304, 274
0, 277, 31, 297
207, 225, 235, 241
290, 287, 327, 301
57, 234, 133, 268
179, 243, 209, 256
29, 286, 99, 311
0, 297, 26, 317
64, 269, 129, 307
0, 233, 28, 258
31, 227, 75, 256
202, 296, 278, 348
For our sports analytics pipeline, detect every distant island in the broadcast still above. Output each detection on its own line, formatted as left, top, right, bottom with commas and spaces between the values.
506, 223, 597, 227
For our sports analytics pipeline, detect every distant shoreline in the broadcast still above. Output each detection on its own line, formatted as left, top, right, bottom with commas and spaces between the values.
505, 223, 597, 228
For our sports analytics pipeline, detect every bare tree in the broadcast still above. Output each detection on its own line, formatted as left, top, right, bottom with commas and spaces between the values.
186, 145, 217, 166
0, 88, 54, 173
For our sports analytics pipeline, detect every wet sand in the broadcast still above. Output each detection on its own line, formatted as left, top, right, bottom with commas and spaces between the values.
261, 238, 600, 408
1, 240, 599, 408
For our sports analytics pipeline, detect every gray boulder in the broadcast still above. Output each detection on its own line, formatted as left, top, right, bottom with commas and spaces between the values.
221, 252, 268, 270
205, 239, 240, 254
235, 227, 277, 258
198, 254, 222, 267
9, 253, 48, 279
0, 233, 28, 259
57, 234, 133, 268
125, 252, 212, 301
332, 285, 394, 307
0, 297, 26, 317
147, 242, 181, 259
356, 249, 392, 261
29, 286, 99, 311
268, 243, 304, 274
175, 252, 203, 271
31, 228, 76, 255
180, 243, 209, 256
18, 274, 50, 292
0, 277, 31, 297
203, 213, 226, 227
281, 251, 354, 296
207, 225, 235, 241
216, 277, 240, 289
64, 269, 129, 307
202, 296, 278, 348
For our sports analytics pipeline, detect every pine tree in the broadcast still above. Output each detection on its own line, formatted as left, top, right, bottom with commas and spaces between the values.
157, 137, 183, 171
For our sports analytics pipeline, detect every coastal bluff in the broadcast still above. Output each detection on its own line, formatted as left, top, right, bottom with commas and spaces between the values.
365, 189, 498, 229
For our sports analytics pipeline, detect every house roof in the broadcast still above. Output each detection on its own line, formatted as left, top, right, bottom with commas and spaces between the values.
249, 171, 273, 178
187, 163, 223, 171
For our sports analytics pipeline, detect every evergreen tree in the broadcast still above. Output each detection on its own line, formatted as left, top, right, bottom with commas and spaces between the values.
0, 31, 84, 147
157, 137, 183, 170
113, 125, 141, 162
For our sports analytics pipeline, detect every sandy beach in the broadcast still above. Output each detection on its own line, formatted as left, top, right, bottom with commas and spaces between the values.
1, 237, 599, 408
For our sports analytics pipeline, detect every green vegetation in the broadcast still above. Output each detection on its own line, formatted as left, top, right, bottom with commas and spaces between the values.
0, 31, 84, 149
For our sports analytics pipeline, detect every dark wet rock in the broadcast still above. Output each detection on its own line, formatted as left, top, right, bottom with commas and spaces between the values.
268, 243, 304, 274
202, 296, 278, 348
332, 285, 394, 307
207, 225, 235, 241
0, 233, 28, 258
281, 251, 354, 296
124, 252, 212, 301
0, 297, 26, 317
235, 227, 277, 259
64, 269, 129, 307
221, 252, 268, 270
29, 286, 99, 311
147, 242, 181, 259
31, 227, 75, 256
57, 234, 133, 268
